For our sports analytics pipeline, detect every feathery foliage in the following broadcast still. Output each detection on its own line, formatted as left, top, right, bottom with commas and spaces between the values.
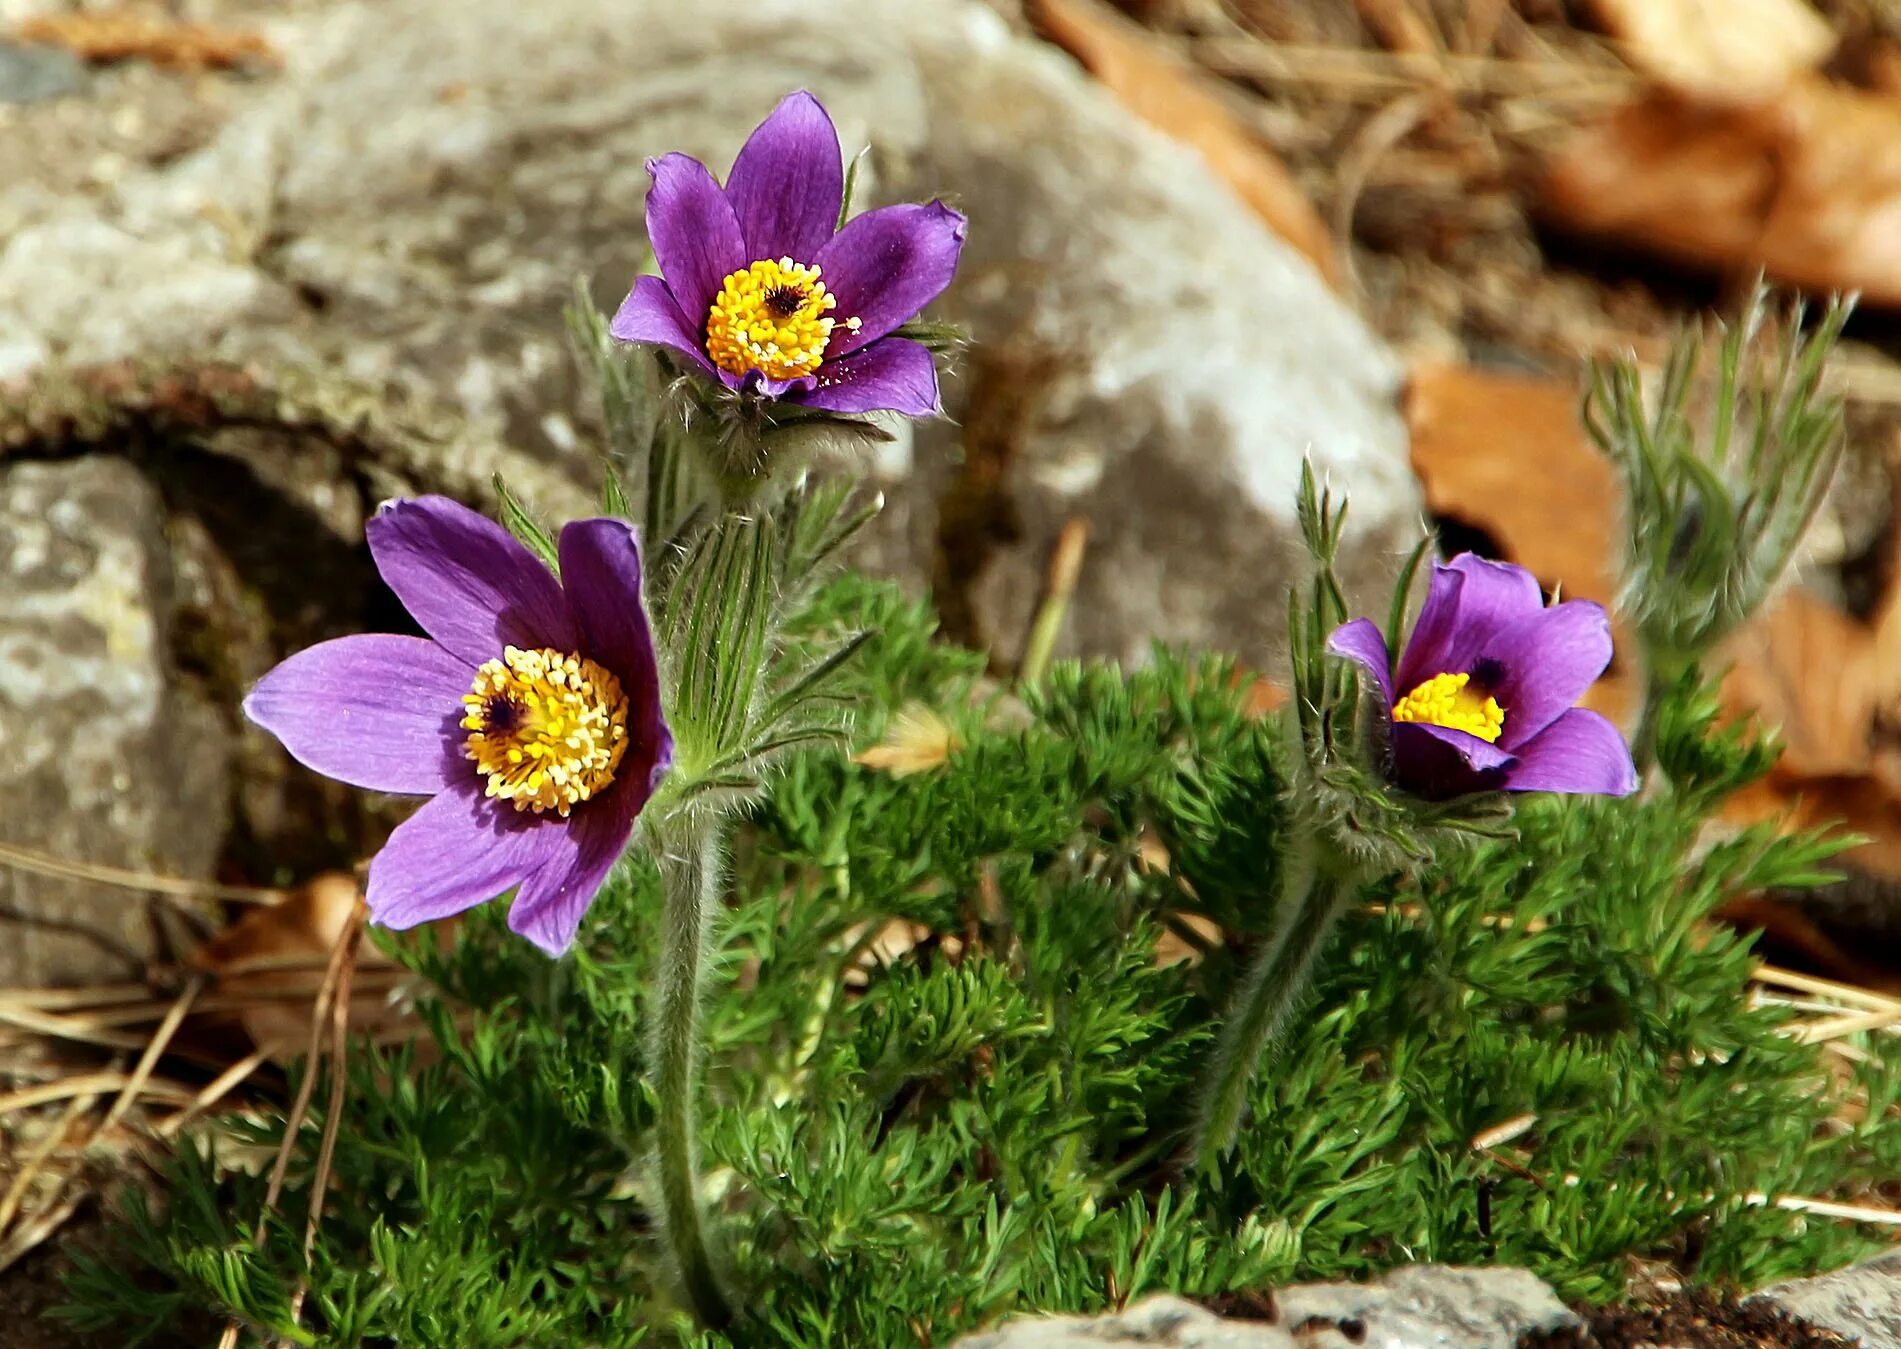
58, 577, 1899, 1347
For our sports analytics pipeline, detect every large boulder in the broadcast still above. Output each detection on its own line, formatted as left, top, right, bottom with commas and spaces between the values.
0, 0, 1415, 668
0, 0, 1415, 977
0, 458, 229, 983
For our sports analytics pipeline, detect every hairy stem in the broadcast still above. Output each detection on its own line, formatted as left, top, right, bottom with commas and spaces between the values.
650, 819, 734, 1329
1187, 859, 1357, 1171
1630, 660, 1679, 776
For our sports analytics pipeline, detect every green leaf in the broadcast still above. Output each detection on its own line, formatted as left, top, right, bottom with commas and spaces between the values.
838, 145, 869, 230
602, 462, 633, 522
491, 474, 559, 572
886, 318, 967, 354
1383, 532, 1433, 672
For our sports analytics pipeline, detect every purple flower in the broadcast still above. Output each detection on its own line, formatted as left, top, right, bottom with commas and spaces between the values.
1326, 554, 1637, 800
610, 90, 966, 417
244, 497, 673, 955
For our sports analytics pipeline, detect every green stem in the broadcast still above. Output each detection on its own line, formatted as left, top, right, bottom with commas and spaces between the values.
1629, 664, 1675, 776
1186, 859, 1357, 1172
650, 819, 735, 1330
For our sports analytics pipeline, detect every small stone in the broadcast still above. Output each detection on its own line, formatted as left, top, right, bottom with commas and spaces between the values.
955, 1294, 1292, 1347
950, 1266, 1580, 1348
1275, 1265, 1578, 1349
1752, 1250, 1901, 1349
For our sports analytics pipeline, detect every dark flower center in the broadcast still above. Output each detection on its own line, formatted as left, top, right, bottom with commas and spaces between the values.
481, 694, 523, 734
1471, 657, 1507, 689
762, 284, 808, 318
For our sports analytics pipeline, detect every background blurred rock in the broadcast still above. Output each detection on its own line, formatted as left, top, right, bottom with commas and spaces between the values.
0, 0, 1413, 666
0, 0, 1412, 979
0, 457, 226, 983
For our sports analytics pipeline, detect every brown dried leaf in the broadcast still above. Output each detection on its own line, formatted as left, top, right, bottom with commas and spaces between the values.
1542, 81, 1901, 307
1153, 912, 1222, 969
1353, 0, 1440, 56
192, 874, 396, 1056
1027, 0, 1341, 285
840, 918, 932, 989
1239, 674, 1288, 719
1404, 361, 1633, 720
1719, 589, 1878, 780
14, 11, 279, 72
1718, 590, 1901, 901
854, 704, 964, 778
1584, 0, 1834, 97
1406, 361, 1619, 604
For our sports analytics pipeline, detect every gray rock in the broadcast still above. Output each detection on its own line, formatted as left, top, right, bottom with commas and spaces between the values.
1275, 1264, 1577, 1348
1753, 1250, 1901, 1348
954, 1295, 1291, 1348
0, 0, 1416, 982
0, 458, 230, 983
952, 1266, 1579, 1348
0, 0, 1414, 671
0, 40, 85, 105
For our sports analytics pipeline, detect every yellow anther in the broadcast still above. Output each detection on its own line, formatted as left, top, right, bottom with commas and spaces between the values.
461, 646, 629, 816
1391, 671, 1505, 744
705, 257, 845, 381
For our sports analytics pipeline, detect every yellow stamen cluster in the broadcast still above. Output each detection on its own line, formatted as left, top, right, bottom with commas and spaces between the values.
462, 646, 629, 816
1391, 671, 1505, 744
705, 257, 859, 381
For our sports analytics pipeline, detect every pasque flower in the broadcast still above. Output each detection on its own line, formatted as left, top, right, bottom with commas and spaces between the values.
245, 497, 672, 955
1327, 553, 1637, 800
611, 90, 966, 416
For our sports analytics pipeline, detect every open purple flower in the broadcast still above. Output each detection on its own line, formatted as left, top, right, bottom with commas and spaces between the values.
244, 497, 672, 955
610, 90, 966, 417
1326, 553, 1637, 800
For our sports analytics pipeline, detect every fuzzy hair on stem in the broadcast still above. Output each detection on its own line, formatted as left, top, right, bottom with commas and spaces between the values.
648, 816, 735, 1329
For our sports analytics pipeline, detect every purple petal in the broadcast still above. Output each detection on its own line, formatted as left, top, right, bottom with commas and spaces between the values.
644, 152, 748, 327
1397, 554, 1544, 692
1479, 599, 1615, 749
752, 370, 811, 399
1393, 721, 1516, 800
724, 90, 843, 266
506, 786, 639, 956
559, 518, 675, 807
610, 275, 717, 375
508, 516, 675, 955
365, 784, 568, 931
798, 336, 940, 415
1325, 618, 1393, 706
368, 496, 575, 668
244, 635, 471, 795
1501, 709, 1638, 796
814, 201, 966, 357
558, 516, 667, 726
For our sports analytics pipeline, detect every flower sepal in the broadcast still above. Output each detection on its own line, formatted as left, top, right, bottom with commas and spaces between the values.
646, 491, 877, 819
886, 317, 969, 355
664, 356, 899, 505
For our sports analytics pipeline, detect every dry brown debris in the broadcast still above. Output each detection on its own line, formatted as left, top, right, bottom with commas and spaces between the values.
1522, 1285, 1859, 1349
1582, 0, 1836, 97
1027, 0, 1342, 283
1542, 81, 1901, 308
13, 10, 279, 72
